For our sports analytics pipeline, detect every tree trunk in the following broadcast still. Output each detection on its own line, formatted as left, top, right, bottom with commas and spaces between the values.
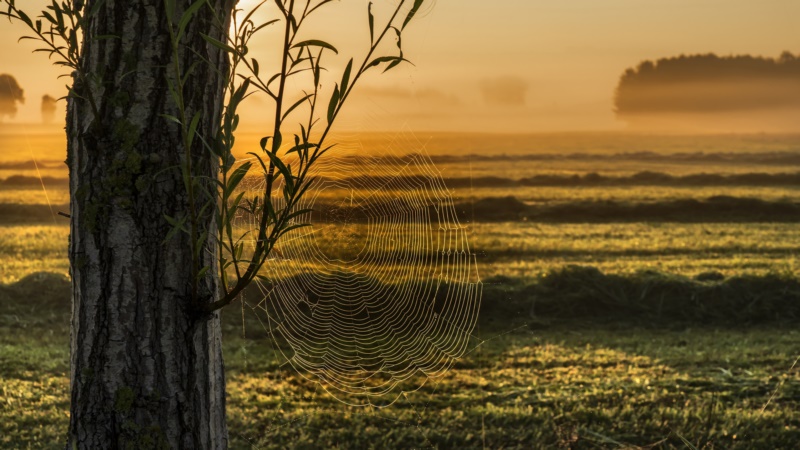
66, 1, 233, 448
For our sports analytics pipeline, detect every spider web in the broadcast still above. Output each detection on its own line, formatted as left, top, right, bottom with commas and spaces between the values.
235, 129, 482, 407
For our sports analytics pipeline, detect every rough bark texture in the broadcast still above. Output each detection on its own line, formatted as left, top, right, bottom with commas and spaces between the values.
66, 1, 234, 448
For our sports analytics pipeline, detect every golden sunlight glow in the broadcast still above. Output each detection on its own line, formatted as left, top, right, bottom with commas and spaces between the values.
1, 0, 798, 132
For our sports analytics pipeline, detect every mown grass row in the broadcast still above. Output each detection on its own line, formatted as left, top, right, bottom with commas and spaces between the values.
3, 194, 800, 226
6, 183, 800, 211
481, 265, 800, 328
4, 263, 799, 332
8, 170, 800, 189
466, 195, 800, 223
3, 222, 798, 284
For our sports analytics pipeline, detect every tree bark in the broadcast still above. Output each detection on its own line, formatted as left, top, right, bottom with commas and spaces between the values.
66, 1, 233, 448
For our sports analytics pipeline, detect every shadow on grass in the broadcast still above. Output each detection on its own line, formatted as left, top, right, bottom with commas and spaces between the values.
5, 266, 799, 332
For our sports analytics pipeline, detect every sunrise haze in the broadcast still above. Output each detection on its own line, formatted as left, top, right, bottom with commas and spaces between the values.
1, 0, 798, 132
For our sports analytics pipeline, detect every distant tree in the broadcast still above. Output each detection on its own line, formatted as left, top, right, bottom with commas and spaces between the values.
41, 94, 57, 124
2, 0, 427, 448
0, 74, 24, 122
779, 51, 796, 63
614, 52, 800, 116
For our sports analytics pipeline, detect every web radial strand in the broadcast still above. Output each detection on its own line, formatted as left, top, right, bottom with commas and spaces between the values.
239, 136, 482, 406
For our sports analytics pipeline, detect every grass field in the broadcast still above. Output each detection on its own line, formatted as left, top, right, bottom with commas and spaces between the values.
1, 273, 799, 449
1, 132, 800, 448
2, 221, 798, 283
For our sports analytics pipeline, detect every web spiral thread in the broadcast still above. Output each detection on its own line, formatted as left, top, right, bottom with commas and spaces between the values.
241, 136, 481, 406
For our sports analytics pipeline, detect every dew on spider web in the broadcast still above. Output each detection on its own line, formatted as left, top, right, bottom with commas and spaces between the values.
233, 128, 483, 409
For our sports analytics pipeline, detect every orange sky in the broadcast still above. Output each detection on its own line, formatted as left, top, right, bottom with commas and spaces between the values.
1, 0, 798, 132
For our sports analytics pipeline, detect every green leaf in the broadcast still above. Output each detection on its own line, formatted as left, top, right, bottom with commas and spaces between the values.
267, 72, 282, 88
384, 56, 405, 73
265, 198, 278, 224
256, 275, 273, 286
164, 214, 186, 229
161, 114, 182, 125
285, 142, 318, 155
341, 58, 353, 96
291, 39, 338, 55
366, 56, 413, 73
286, 208, 313, 221
227, 191, 246, 219
265, 150, 293, 192
164, 0, 176, 23
247, 152, 269, 178
41, 11, 56, 27
186, 112, 201, 151
259, 136, 271, 152
317, 143, 337, 157
300, 124, 308, 143
89, 0, 107, 18
229, 78, 250, 107
194, 230, 209, 258
196, 266, 210, 279
393, 26, 403, 50
273, 131, 282, 153
163, 214, 188, 243
675, 433, 700, 450
281, 93, 313, 122
165, 75, 181, 109
177, 0, 206, 42
290, 56, 310, 70
16, 9, 32, 27
313, 60, 321, 87
368, 2, 375, 43
227, 162, 252, 192
327, 83, 339, 123
306, 0, 336, 16
225, 191, 246, 236
273, 0, 287, 16
293, 176, 314, 201
251, 19, 280, 34
52, 1, 64, 28
403, 0, 424, 30
201, 33, 235, 53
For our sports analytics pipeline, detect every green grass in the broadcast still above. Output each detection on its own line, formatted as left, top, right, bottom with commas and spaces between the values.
1, 273, 799, 449
0, 188, 70, 205
2, 133, 800, 447
469, 221, 800, 278
222, 327, 800, 449
456, 185, 800, 204
2, 221, 799, 283
0, 226, 69, 284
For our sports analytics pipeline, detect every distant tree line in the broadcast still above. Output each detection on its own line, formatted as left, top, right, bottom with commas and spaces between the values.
41, 94, 57, 124
0, 73, 59, 123
0, 73, 24, 122
614, 52, 800, 115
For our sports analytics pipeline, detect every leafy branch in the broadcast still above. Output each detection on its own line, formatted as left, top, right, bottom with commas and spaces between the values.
202, 0, 426, 313
1, 0, 102, 118
4, 0, 429, 317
